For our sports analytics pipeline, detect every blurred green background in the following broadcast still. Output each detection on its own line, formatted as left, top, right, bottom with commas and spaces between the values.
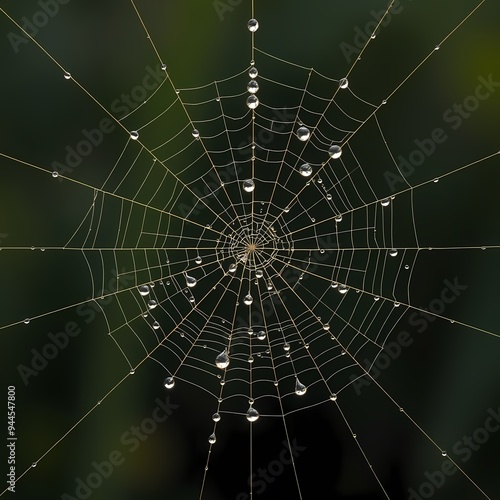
0, 1, 499, 499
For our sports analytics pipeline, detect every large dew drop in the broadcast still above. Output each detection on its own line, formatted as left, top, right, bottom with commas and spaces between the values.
257, 330, 266, 340
186, 274, 197, 288
246, 95, 259, 109
208, 433, 217, 444
380, 198, 391, 207
328, 145, 342, 159
192, 129, 200, 139
389, 248, 398, 257
215, 349, 230, 369
138, 285, 150, 296
296, 126, 310, 141
130, 131, 139, 140
247, 18, 259, 32
339, 78, 349, 89
299, 163, 312, 177
246, 406, 260, 422
295, 378, 307, 396
243, 294, 253, 305
249, 66, 258, 78
164, 377, 175, 389
243, 179, 255, 192
247, 80, 259, 93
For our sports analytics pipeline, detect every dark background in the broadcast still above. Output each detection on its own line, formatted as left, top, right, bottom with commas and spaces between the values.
0, 1, 499, 499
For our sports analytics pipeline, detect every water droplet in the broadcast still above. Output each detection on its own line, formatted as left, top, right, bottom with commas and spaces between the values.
335, 214, 342, 223
326, 193, 332, 201
246, 95, 259, 109
215, 349, 230, 369
247, 80, 259, 93
339, 78, 349, 89
328, 145, 342, 159
248, 355, 254, 363
244, 293, 253, 305
208, 433, 217, 444
229, 263, 237, 273
148, 299, 158, 309
441, 450, 447, 456
380, 198, 391, 207
295, 378, 307, 396
161, 63, 167, 71
52, 171, 59, 178
63, 71, 71, 80
283, 343, 290, 352
195, 256, 202, 264
405, 264, 410, 270
257, 330, 266, 340
330, 393, 337, 401
338, 284, 348, 294
243, 179, 255, 192
247, 18, 259, 32
433, 178, 439, 183
249, 66, 258, 78
394, 302, 400, 307
296, 126, 310, 141
164, 377, 175, 389
186, 275, 197, 288
130, 131, 139, 140
267, 282, 273, 290
129, 368, 135, 375
323, 324, 330, 331
246, 406, 259, 422
23, 318, 30, 325
153, 321, 160, 330
212, 413, 221, 422
138, 285, 150, 296
389, 249, 398, 257
255, 269, 263, 279
32, 462, 37, 468
434, 44, 440, 51
299, 163, 312, 177
192, 129, 200, 139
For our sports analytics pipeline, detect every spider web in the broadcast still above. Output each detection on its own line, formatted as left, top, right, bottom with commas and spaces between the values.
1, 1, 499, 499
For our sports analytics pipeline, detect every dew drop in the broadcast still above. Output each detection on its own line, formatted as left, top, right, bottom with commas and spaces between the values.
244, 293, 253, 305
186, 275, 197, 288
208, 433, 217, 444
299, 163, 312, 177
32, 462, 37, 468
295, 378, 307, 396
255, 269, 263, 279
229, 263, 237, 273
153, 321, 160, 330
339, 78, 349, 89
195, 256, 202, 264
212, 413, 221, 422
394, 302, 400, 307
338, 284, 348, 294
247, 18, 259, 32
326, 193, 332, 200
246, 406, 260, 422
323, 324, 330, 331
296, 126, 310, 141
243, 179, 255, 192
389, 249, 398, 257
328, 145, 342, 159
215, 349, 230, 369
283, 343, 290, 352
130, 131, 139, 140
335, 214, 342, 223
161, 63, 167, 71
63, 71, 71, 80
249, 66, 258, 78
138, 285, 150, 296
23, 318, 30, 325
246, 95, 259, 109
52, 171, 59, 178
441, 450, 447, 456
405, 264, 410, 270
330, 393, 337, 401
148, 299, 158, 310
257, 330, 266, 340
129, 368, 135, 375
380, 198, 391, 207
192, 129, 200, 139
248, 355, 254, 363
164, 377, 175, 389
247, 80, 259, 93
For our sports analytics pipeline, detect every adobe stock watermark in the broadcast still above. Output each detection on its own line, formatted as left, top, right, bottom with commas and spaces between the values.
51, 64, 166, 180
6, 0, 71, 54
340, 0, 410, 63
17, 268, 134, 386
213, 0, 243, 22
384, 74, 499, 192
235, 439, 306, 499
408, 406, 500, 499
61, 396, 179, 500
349, 276, 467, 396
